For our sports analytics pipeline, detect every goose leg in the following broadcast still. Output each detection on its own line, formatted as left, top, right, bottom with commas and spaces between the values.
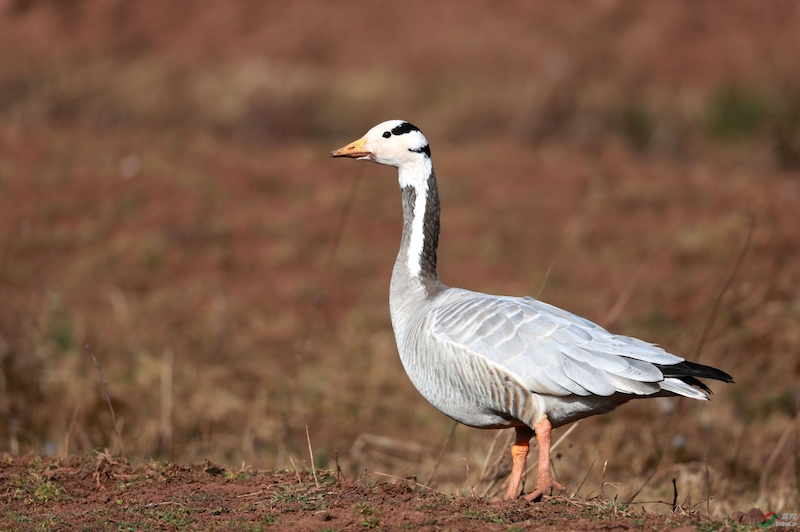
524, 416, 564, 501
504, 425, 534, 500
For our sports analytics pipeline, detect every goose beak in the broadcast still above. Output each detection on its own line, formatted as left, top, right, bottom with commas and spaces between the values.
330, 136, 371, 159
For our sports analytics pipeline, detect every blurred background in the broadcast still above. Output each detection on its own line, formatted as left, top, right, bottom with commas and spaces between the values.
0, 0, 798, 515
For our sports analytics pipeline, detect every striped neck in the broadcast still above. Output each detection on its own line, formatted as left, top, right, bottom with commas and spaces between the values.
397, 160, 441, 288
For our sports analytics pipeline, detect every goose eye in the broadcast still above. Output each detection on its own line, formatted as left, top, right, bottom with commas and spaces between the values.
382, 131, 391, 138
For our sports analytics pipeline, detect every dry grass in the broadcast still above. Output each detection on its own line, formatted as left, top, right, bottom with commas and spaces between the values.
0, 1, 799, 519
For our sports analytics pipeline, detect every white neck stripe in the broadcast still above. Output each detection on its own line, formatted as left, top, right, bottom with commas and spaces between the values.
398, 158, 433, 278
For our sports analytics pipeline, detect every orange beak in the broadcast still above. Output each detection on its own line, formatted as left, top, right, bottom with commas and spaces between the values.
330, 136, 371, 159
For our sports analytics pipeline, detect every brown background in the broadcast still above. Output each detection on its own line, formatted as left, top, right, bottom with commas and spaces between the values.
0, 0, 798, 516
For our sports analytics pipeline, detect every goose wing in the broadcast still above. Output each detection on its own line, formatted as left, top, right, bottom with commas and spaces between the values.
430, 289, 704, 398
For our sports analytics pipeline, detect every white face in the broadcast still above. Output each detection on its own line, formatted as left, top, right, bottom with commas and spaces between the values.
361, 120, 430, 167
330, 120, 434, 276
331, 120, 430, 169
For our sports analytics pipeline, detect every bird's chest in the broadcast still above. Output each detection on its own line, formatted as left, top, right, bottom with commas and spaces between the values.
390, 317, 533, 429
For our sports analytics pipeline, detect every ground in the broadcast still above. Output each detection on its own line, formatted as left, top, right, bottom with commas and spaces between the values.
0, 454, 764, 531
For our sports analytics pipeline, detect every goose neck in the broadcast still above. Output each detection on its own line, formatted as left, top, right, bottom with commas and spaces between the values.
393, 162, 443, 295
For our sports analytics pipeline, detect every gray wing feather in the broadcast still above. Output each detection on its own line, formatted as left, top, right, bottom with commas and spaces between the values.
432, 289, 686, 398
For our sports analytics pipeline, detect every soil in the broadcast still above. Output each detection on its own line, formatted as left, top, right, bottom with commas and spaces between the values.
1, 454, 753, 531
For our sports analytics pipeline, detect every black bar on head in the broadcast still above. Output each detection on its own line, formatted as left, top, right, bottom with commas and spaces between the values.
391, 122, 421, 136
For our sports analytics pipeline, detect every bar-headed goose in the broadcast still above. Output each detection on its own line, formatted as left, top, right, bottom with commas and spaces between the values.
331, 120, 733, 501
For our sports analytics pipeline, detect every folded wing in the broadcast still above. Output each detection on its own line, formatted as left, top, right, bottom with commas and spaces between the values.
431, 290, 726, 400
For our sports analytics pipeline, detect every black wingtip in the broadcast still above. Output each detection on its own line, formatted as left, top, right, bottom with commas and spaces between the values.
676, 376, 714, 394
657, 360, 734, 385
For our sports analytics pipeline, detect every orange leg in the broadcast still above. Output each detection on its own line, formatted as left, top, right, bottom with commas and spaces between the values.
504, 426, 533, 500
524, 416, 564, 502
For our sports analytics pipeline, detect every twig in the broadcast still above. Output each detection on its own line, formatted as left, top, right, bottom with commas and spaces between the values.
601, 460, 608, 499
300, 167, 364, 337
657, 217, 754, 470
635, 499, 676, 506
335, 449, 341, 480
758, 416, 796, 502
463, 458, 476, 497
689, 495, 717, 510
544, 494, 585, 507
144, 501, 184, 508
160, 347, 173, 458
480, 430, 504, 479
85, 345, 122, 456
671, 478, 678, 512
322, 167, 364, 295
365, 470, 449, 495
656, 399, 685, 470
586, 481, 623, 498
63, 405, 80, 457
277, 411, 289, 470
536, 227, 572, 299
289, 167, 364, 439
601, 254, 649, 327
572, 458, 597, 498
704, 457, 710, 516
399, 466, 410, 481
305, 416, 319, 488
237, 490, 265, 498
693, 213, 755, 360
624, 468, 658, 505
289, 457, 302, 484
482, 478, 499, 498
479, 429, 514, 497
425, 421, 457, 486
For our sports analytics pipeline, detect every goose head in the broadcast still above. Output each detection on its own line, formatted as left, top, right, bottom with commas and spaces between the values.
332, 120, 440, 280
330, 120, 431, 170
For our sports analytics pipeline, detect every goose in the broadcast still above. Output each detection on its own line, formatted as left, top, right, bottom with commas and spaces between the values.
330, 120, 733, 501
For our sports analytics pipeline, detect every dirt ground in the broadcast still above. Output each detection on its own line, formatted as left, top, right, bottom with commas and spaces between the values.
0, 0, 799, 529
0, 454, 764, 531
